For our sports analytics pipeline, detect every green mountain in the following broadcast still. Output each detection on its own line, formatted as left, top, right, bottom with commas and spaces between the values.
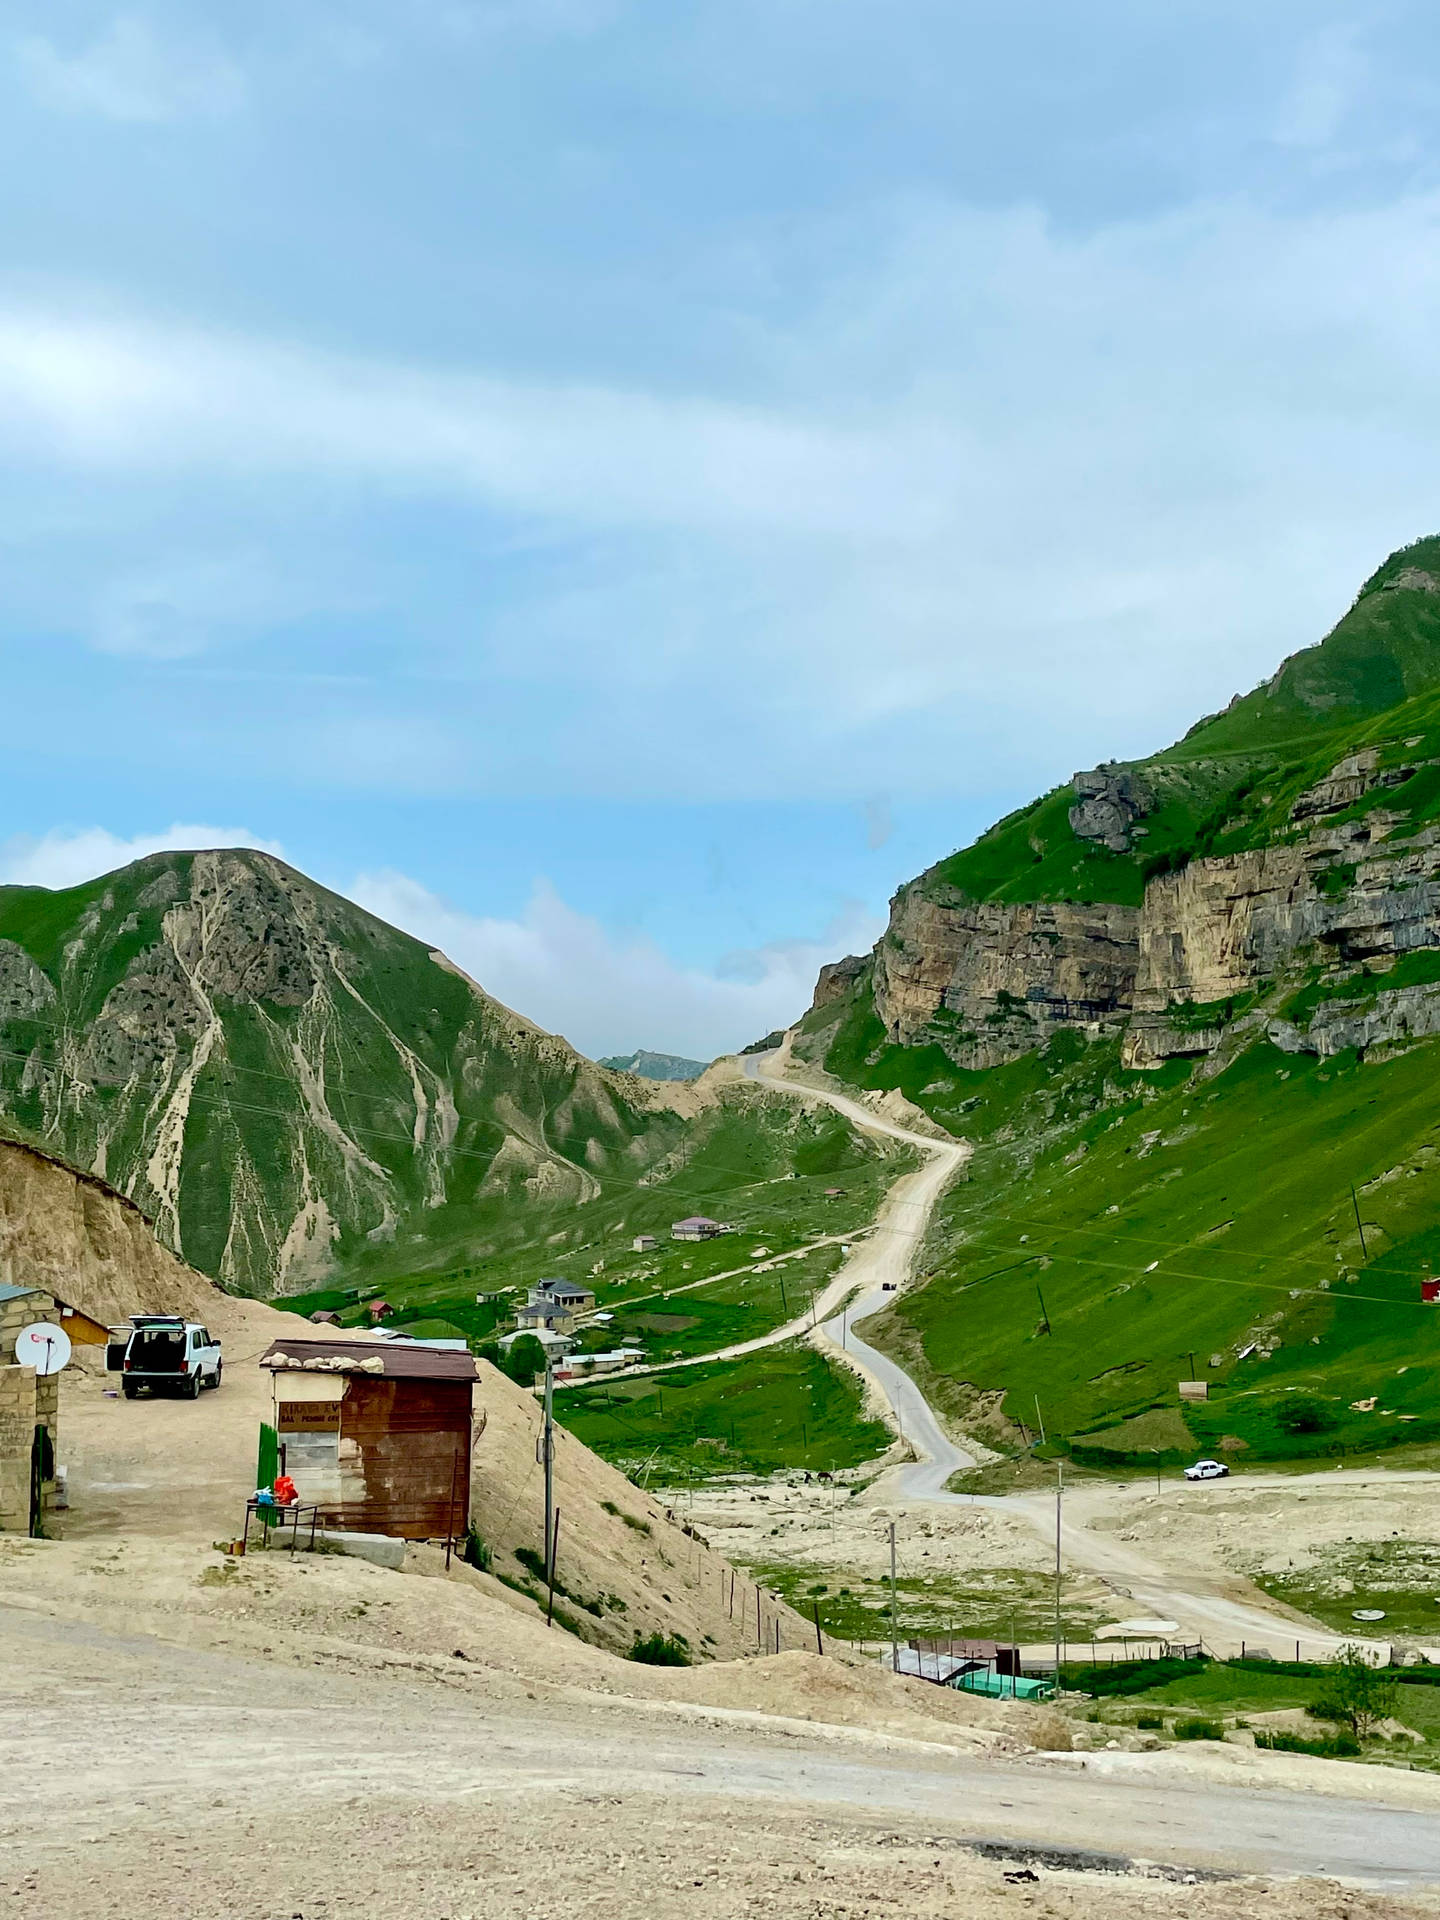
800, 536, 1440, 1464
599, 1049, 710, 1082
0, 849, 884, 1300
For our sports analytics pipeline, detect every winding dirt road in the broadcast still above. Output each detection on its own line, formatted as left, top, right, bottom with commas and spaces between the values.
745, 1046, 1399, 1663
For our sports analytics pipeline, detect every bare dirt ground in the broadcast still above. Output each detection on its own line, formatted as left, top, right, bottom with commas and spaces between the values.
7, 1587, 1440, 1917
10, 1342, 1440, 1912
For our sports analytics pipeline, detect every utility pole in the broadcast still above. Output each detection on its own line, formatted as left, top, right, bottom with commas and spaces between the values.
1053, 1462, 1064, 1686
888, 1519, 900, 1673
1351, 1185, 1369, 1262
540, 1357, 556, 1596
1033, 1396, 1046, 1446
1036, 1283, 1051, 1334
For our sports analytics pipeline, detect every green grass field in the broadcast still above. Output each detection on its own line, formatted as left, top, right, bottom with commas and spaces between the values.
1078, 1658, 1440, 1763
750, 1561, 1109, 1645
553, 1341, 891, 1480
841, 1022, 1440, 1460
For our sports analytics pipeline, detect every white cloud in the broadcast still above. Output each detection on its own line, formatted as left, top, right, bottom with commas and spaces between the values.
0, 824, 282, 891
349, 869, 882, 1060
1273, 25, 1365, 149
8, 184, 1440, 802
0, 309, 922, 542
16, 15, 247, 123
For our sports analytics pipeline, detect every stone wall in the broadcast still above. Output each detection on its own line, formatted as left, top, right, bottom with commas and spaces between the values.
0, 1284, 57, 1532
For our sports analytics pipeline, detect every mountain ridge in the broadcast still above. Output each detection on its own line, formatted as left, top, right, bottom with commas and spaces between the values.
798, 535, 1440, 1463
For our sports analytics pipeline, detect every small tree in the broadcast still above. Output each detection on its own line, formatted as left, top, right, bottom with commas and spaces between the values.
1310, 1644, 1399, 1741
502, 1334, 548, 1385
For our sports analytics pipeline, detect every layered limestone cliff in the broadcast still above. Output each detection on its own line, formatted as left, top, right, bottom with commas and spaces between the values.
870, 882, 1139, 1070
825, 796, 1440, 1076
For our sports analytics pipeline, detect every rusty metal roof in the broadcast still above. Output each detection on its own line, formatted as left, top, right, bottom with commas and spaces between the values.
259, 1336, 478, 1382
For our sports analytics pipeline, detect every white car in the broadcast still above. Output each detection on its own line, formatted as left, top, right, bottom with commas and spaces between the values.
1184, 1458, 1229, 1482
115, 1315, 223, 1399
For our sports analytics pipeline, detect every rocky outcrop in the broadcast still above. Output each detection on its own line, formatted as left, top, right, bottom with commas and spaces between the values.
1068, 766, 1154, 851
1290, 748, 1416, 823
822, 808, 1440, 1076
1135, 818, 1440, 1009
870, 882, 1139, 1069
0, 942, 55, 1021
813, 954, 868, 1007
1270, 983, 1440, 1061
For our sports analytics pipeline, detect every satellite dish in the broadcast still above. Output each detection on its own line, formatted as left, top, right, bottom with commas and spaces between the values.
15, 1322, 72, 1376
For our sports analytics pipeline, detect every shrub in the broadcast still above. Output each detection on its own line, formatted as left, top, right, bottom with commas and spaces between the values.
1310, 1644, 1399, 1740
501, 1334, 549, 1385
627, 1631, 691, 1667
1061, 1657, 1209, 1698
1276, 1395, 1332, 1436
1255, 1729, 1360, 1758
1135, 1713, 1164, 1729
515, 1545, 548, 1583
461, 1525, 492, 1573
1173, 1717, 1224, 1741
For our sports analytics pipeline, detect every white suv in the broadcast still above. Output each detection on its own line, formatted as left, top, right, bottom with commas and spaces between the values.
118, 1316, 223, 1399
1184, 1458, 1229, 1482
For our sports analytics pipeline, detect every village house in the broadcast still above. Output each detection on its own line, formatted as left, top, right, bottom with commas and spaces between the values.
515, 1277, 597, 1335
366, 1299, 394, 1322
553, 1347, 645, 1382
496, 1327, 575, 1361
259, 1334, 482, 1541
632, 1234, 658, 1253
671, 1216, 725, 1242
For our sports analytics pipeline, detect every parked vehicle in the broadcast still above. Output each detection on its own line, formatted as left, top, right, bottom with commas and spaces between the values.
113, 1315, 222, 1399
1184, 1458, 1229, 1482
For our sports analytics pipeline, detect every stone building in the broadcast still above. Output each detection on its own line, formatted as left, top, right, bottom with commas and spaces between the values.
0, 1282, 60, 1534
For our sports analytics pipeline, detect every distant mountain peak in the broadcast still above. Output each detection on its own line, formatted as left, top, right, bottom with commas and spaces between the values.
599, 1049, 709, 1082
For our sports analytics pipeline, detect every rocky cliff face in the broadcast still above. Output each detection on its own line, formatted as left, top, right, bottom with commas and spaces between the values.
871, 883, 1139, 1070
822, 774, 1440, 1078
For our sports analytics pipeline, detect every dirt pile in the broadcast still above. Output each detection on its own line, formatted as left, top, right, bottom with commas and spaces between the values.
0, 1136, 225, 1330
468, 1355, 812, 1660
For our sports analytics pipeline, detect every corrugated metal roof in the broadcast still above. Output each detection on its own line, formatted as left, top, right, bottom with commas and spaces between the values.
259, 1336, 478, 1382
0, 1283, 41, 1304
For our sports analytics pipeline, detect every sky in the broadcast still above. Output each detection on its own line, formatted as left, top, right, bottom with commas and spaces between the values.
4, 4, 1440, 1058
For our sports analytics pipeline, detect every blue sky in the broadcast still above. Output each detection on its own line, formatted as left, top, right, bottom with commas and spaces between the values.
4, 4, 1440, 1057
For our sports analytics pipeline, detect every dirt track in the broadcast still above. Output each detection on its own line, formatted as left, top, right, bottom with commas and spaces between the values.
7, 1596, 1440, 1916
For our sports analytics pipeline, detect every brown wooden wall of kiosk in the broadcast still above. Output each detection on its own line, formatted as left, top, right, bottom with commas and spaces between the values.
277, 1375, 474, 1541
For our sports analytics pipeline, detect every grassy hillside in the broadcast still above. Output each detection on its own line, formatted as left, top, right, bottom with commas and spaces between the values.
804, 535, 1440, 1464
0, 848, 897, 1299
861, 1027, 1440, 1463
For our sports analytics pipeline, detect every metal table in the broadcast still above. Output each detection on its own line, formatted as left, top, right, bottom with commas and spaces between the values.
242, 1497, 320, 1553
